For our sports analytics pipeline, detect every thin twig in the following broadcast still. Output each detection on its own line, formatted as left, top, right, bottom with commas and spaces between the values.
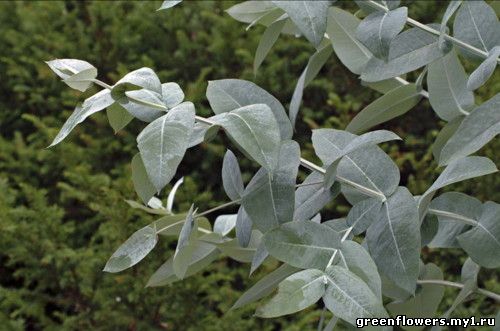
417, 279, 500, 302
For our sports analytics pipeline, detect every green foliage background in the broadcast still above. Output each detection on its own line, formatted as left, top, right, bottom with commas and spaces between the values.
0, 1, 498, 330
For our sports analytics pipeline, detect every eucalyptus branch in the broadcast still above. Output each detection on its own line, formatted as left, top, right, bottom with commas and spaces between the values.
98, 78, 387, 201
416, 279, 500, 302
365, 0, 499, 64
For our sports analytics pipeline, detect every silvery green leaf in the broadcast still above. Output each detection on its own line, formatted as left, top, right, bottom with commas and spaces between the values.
146, 241, 218, 287
427, 192, 482, 248
46, 59, 97, 92
246, 7, 285, 31
326, 7, 371, 74
255, 269, 326, 318
427, 49, 474, 121
222, 149, 245, 201
250, 242, 269, 275
121, 89, 165, 122
236, 206, 252, 247
323, 130, 401, 188
137, 102, 195, 192
188, 122, 210, 148
346, 198, 382, 235
206, 79, 292, 140
173, 205, 196, 278
439, 0, 462, 48
432, 116, 464, 161
439, 94, 500, 165
113, 67, 162, 94
231, 263, 299, 310
453, 0, 500, 58
158, 0, 182, 11
49, 89, 115, 147
272, 1, 331, 47
366, 187, 420, 294
294, 172, 341, 221
147, 197, 164, 210
106, 103, 133, 133
356, 7, 407, 60
226, 1, 277, 24
380, 271, 411, 301
361, 25, 452, 82
323, 266, 388, 325
289, 41, 333, 127
166, 177, 184, 213
346, 84, 422, 134
254, 17, 286, 74
161, 82, 184, 108
242, 140, 300, 232
214, 214, 237, 236
338, 240, 382, 300
420, 214, 438, 248
458, 201, 500, 268
323, 219, 351, 238
387, 263, 445, 326
461, 258, 480, 284
418, 156, 497, 220
263, 221, 341, 270
103, 224, 158, 273
217, 230, 261, 263
312, 129, 400, 200
310, 213, 322, 224
467, 46, 500, 91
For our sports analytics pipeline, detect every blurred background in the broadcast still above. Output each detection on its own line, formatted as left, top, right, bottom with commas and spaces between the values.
0, 1, 498, 330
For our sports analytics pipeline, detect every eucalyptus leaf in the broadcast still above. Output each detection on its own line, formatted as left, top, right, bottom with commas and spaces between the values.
166, 177, 184, 213
131, 153, 156, 204
254, 17, 286, 74
212, 104, 281, 172
289, 41, 333, 127
453, 0, 500, 58
236, 206, 253, 247
263, 221, 341, 270
294, 172, 340, 221
427, 49, 475, 121
356, 7, 407, 60
106, 103, 133, 133
439, 94, 500, 165
458, 201, 500, 268
217, 230, 261, 263
137, 102, 195, 192
323, 266, 388, 325
338, 240, 382, 300
272, 1, 331, 47
146, 241, 218, 287
418, 156, 497, 220
113, 67, 162, 94
103, 225, 158, 273
312, 129, 400, 200
427, 192, 482, 248
206, 79, 292, 140
242, 140, 300, 232
46, 59, 97, 92
361, 24, 452, 82
222, 149, 245, 201
226, 1, 278, 25
256, 269, 326, 318
431, 117, 464, 161
250, 242, 269, 275
162, 82, 185, 108
120, 89, 165, 122
439, 0, 462, 49
346, 198, 382, 235
387, 263, 445, 330
173, 205, 196, 278
346, 84, 422, 134
49, 89, 115, 147
366, 187, 420, 294
214, 214, 237, 236
467, 46, 500, 91
326, 7, 371, 74
231, 263, 299, 310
